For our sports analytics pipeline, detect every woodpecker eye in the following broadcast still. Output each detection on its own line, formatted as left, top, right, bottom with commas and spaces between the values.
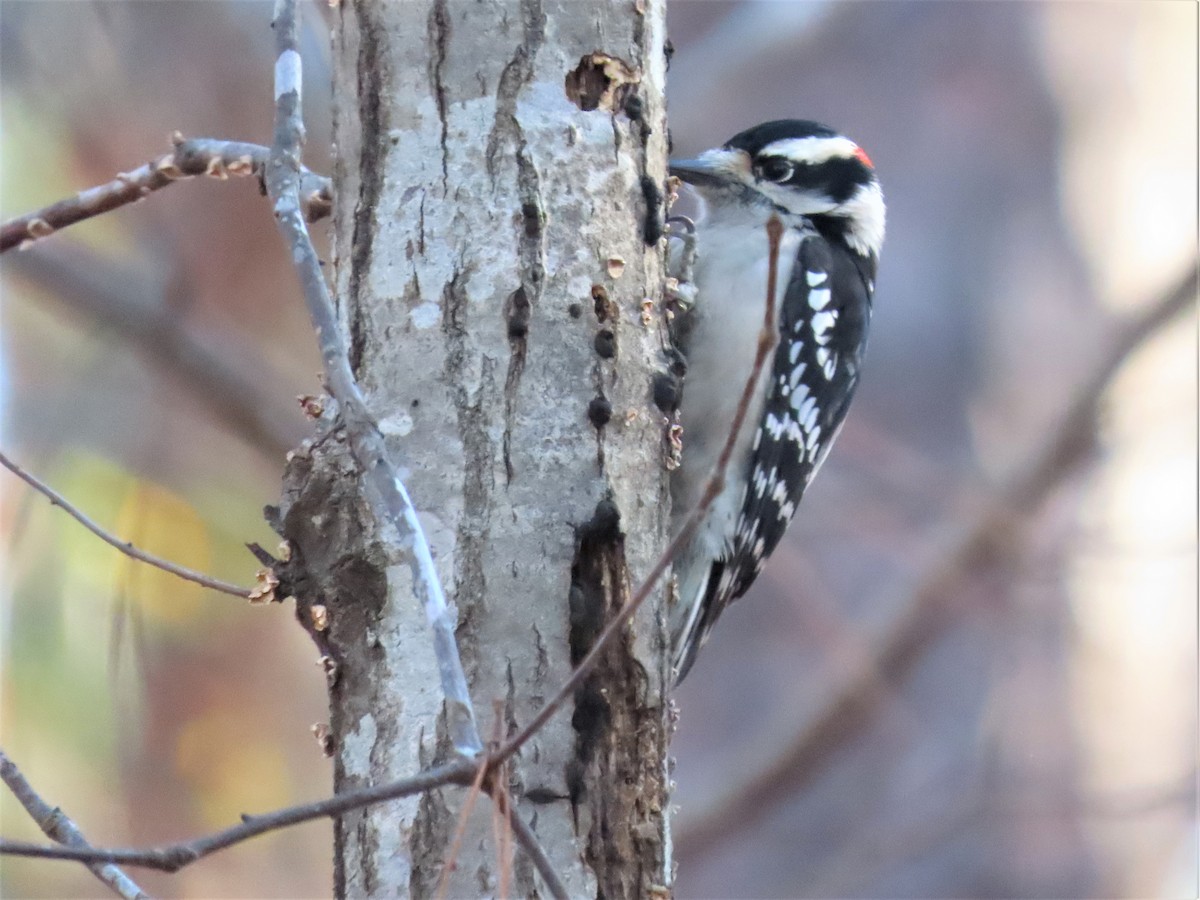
757, 157, 794, 183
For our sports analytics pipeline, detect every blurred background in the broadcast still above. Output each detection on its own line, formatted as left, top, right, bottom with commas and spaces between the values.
1, 2, 1195, 898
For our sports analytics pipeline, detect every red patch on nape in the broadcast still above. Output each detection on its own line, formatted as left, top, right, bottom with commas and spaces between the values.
853, 146, 874, 168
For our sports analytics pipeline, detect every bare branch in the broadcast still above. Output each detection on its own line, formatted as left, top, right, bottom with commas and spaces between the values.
0, 749, 150, 900
0, 746, 574, 898
502, 799, 570, 900
493, 215, 787, 765
0, 449, 252, 598
675, 262, 1198, 860
0, 137, 331, 254
263, 0, 482, 755
0, 758, 478, 871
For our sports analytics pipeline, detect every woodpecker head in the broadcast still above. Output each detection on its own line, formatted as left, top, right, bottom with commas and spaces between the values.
670, 119, 885, 259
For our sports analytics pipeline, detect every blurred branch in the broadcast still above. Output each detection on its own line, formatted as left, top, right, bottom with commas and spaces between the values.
676, 262, 1198, 861
491, 215, 786, 765
5, 241, 303, 459
0, 448, 252, 598
0, 749, 150, 900
807, 772, 1195, 897
0, 137, 331, 254
1010, 265, 1198, 509
264, 0, 485, 756
0, 758, 478, 871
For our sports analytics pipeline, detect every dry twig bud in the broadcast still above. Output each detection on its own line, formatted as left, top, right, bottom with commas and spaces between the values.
297, 394, 325, 418
248, 568, 280, 604
311, 723, 335, 757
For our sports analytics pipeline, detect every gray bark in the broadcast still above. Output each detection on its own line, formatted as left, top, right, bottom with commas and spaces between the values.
277, 1, 671, 896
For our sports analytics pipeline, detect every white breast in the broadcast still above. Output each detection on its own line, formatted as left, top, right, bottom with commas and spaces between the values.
672, 208, 802, 560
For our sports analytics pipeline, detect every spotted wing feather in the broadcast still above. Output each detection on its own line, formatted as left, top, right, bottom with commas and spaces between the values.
675, 231, 873, 678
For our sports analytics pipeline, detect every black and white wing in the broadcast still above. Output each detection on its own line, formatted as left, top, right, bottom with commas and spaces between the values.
673, 230, 874, 680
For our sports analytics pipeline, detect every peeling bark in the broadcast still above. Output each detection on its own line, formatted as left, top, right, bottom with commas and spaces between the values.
279, 1, 671, 895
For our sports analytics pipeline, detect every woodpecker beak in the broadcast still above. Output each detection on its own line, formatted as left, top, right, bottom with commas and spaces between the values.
669, 148, 748, 187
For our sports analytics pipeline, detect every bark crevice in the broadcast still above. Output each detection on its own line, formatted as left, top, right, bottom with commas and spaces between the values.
348, 10, 387, 376
566, 496, 662, 899
441, 269, 496, 686
426, 0, 452, 189
488, 0, 547, 486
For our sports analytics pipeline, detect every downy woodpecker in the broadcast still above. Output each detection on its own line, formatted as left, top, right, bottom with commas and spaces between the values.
668, 119, 885, 682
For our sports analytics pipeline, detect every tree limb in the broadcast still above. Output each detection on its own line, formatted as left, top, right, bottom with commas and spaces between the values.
0, 448, 252, 598
0, 137, 331, 254
0, 749, 150, 900
675, 262, 1198, 860
0, 758, 477, 871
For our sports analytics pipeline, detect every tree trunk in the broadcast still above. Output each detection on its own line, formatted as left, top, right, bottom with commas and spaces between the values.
277, 1, 671, 895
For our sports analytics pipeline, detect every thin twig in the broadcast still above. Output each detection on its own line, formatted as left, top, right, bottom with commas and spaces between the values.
484, 698, 514, 898
489, 758, 513, 900
0, 758, 478, 871
435, 754, 490, 900
502, 802, 570, 900
489, 797, 507, 897
0, 137, 331, 254
0, 449, 251, 598
0, 749, 150, 900
493, 214, 786, 765
263, 0, 482, 755
675, 263, 1198, 860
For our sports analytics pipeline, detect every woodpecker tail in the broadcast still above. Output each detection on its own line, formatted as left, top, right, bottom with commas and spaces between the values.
670, 537, 724, 684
